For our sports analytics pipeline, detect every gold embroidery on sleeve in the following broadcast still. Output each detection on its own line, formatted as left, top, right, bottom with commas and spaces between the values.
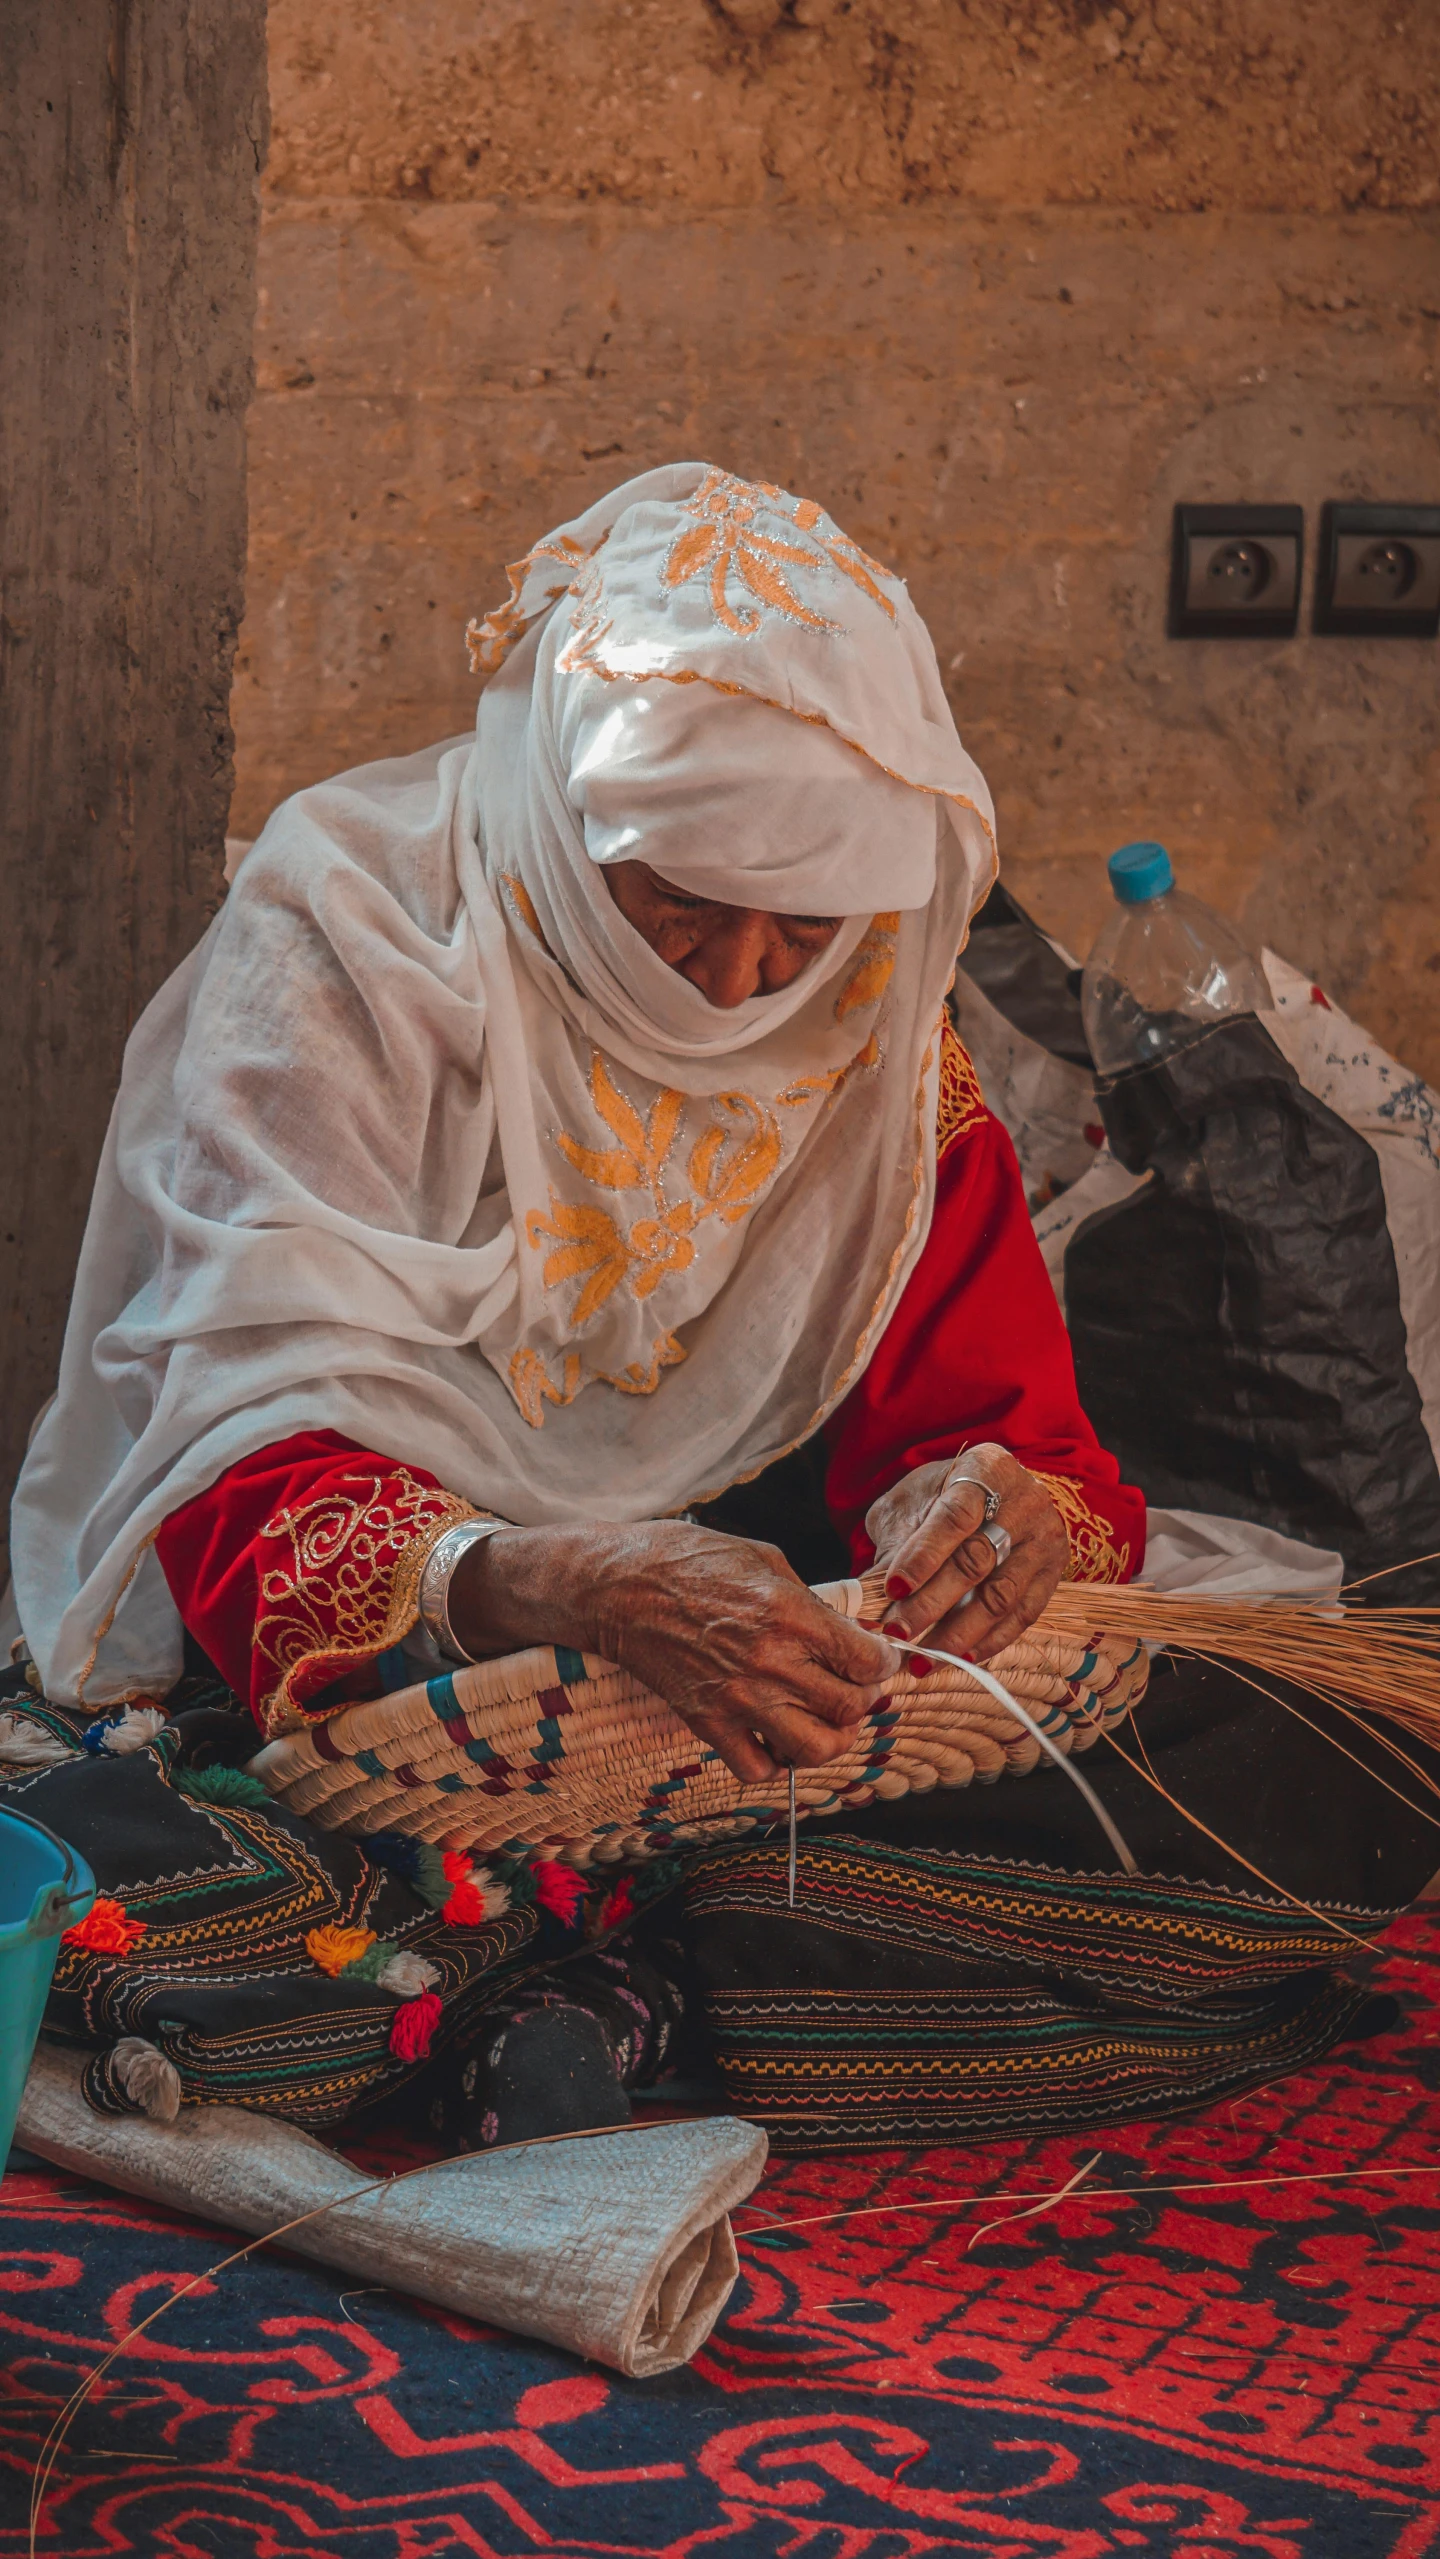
1033, 1471, 1133, 1586
936, 1018, 988, 1159
256, 1472, 478, 1737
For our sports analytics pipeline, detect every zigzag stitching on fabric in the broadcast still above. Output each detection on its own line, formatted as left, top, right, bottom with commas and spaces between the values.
686, 1841, 1394, 1924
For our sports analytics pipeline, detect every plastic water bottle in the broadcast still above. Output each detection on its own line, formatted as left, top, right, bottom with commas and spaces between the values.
1080, 840, 1270, 1076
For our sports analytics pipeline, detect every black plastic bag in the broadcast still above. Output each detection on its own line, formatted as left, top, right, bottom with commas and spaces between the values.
1065, 1013, 1440, 1601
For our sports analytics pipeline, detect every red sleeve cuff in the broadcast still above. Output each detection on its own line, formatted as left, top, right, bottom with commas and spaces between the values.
156, 1431, 475, 1732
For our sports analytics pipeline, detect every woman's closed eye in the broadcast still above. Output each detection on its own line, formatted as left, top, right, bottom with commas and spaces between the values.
655, 888, 839, 941
780, 913, 841, 940
641, 868, 837, 935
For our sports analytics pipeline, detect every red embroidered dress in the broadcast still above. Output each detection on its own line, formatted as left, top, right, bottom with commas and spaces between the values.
156, 1024, 1144, 1736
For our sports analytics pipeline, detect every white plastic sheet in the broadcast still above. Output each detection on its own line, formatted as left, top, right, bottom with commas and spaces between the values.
18, 2045, 767, 2377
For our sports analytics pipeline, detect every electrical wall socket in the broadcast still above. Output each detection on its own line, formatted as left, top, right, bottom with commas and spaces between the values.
1314, 503, 1440, 638
1168, 505, 1304, 639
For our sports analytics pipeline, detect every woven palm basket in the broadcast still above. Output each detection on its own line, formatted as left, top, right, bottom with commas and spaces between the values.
247, 1573, 1149, 1876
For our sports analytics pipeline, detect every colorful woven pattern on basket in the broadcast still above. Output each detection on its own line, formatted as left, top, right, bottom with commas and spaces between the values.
246, 1578, 1149, 1871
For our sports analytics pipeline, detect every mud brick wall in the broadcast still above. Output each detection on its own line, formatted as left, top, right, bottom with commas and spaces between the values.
1, 0, 267, 1536
235, 1, 1440, 1075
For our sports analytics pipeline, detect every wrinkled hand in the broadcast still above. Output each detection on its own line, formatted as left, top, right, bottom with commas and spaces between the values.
590, 1522, 899, 1784
865, 1444, 1067, 1664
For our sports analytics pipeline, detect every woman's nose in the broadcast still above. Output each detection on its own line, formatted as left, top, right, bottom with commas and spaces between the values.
683, 912, 775, 1008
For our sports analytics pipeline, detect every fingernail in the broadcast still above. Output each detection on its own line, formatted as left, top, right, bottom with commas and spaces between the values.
883, 1620, 908, 1642
885, 1575, 912, 1600
907, 1654, 931, 1679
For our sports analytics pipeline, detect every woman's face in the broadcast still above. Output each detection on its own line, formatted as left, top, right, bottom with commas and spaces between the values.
603, 861, 843, 1009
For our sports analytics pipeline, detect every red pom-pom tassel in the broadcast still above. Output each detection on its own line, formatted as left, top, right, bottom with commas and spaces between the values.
63, 1898, 147, 1957
534, 1861, 588, 1927
388, 1989, 442, 2063
441, 1876, 486, 1926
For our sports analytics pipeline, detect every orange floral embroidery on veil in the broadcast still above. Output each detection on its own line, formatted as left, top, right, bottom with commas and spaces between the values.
661, 470, 899, 640
464, 532, 595, 677
465, 475, 899, 673
524, 1055, 808, 1327
508, 1333, 686, 1432
511, 1044, 873, 1425
835, 913, 900, 1023
500, 872, 547, 947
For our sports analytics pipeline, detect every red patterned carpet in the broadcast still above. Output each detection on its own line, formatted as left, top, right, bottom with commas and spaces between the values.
4, 1914, 1440, 2559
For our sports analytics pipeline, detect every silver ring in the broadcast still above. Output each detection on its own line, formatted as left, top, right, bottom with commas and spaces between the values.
949, 1471, 1001, 1526
955, 1515, 1013, 1606
981, 1520, 1013, 1572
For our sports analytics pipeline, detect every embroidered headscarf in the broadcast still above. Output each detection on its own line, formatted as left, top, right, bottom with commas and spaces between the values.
12, 464, 996, 1703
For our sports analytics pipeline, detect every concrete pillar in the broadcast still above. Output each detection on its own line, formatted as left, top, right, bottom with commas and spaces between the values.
0, 0, 268, 1552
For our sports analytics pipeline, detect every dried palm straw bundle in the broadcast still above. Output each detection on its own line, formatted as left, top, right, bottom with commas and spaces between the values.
856, 1561, 1440, 1908
1034, 1571, 1440, 1783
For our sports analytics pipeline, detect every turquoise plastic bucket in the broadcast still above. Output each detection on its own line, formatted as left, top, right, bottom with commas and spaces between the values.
0, 1807, 95, 2164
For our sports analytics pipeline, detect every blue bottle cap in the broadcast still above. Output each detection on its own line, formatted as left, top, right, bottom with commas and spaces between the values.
1108, 840, 1175, 903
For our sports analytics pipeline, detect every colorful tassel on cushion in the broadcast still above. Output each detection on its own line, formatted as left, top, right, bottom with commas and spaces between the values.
362, 1830, 452, 1909
598, 1877, 635, 1933
307, 1835, 507, 1938
376, 1949, 439, 1997
440, 1849, 510, 1926
111, 2037, 182, 2122
177, 1766, 274, 1810
388, 1989, 442, 2063
82, 2036, 182, 2123
306, 1923, 377, 1978
0, 1710, 77, 1772
533, 1859, 588, 1928
305, 1924, 441, 1998
81, 1704, 167, 1757
332, 1934, 398, 1983
304, 1922, 443, 2060
63, 1898, 147, 1957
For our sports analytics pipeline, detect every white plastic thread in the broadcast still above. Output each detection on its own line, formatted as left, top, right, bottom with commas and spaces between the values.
906, 1642, 1138, 1876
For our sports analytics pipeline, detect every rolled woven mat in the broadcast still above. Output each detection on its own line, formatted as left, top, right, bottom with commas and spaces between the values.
247, 1572, 1149, 1873
18, 2043, 767, 2377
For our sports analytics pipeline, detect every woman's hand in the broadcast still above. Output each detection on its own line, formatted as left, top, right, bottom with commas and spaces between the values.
865, 1444, 1068, 1665
450, 1519, 899, 1784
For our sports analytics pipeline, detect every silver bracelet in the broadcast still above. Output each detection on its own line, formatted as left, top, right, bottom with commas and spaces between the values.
417, 1518, 512, 1666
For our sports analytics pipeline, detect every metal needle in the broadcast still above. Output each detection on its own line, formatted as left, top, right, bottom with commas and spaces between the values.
787, 1764, 797, 1907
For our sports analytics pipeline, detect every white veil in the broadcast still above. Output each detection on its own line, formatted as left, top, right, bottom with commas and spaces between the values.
11, 464, 995, 1704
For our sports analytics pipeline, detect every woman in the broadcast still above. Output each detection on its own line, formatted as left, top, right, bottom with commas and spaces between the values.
5, 467, 1427, 2148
